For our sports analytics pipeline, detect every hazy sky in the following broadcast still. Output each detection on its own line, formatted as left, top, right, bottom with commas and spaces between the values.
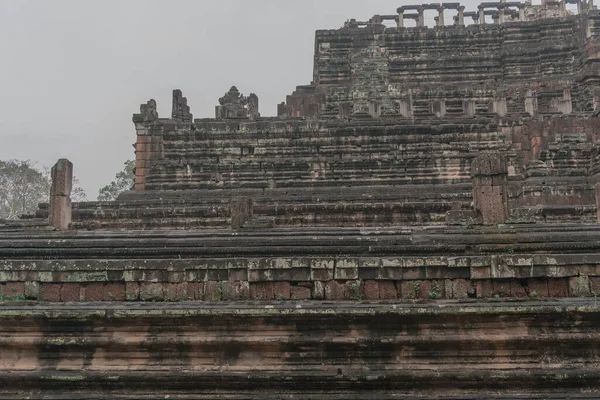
0, 0, 484, 198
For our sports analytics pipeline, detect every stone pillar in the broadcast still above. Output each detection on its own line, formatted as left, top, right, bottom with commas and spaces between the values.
479, 8, 485, 24
132, 99, 161, 191
519, 6, 525, 20
437, 7, 445, 26
596, 183, 600, 223
458, 6, 465, 26
578, 0, 582, 14
418, 7, 425, 27
230, 197, 254, 229
463, 100, 476, 117
49, 159, 73, 231
397, 12, 404, 27
431, 100, 446, 117
491, 98, 507, 117
471, 153, 509, 225
499, 7, 505, 23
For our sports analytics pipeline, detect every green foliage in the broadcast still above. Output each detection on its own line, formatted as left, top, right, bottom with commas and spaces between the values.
413, 281, 421, 298
349, 279, 362, 301
428, 282, 442, 300
97, 160, 135, 201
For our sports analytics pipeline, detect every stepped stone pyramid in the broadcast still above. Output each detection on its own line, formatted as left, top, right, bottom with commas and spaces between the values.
4, 1, 600, 398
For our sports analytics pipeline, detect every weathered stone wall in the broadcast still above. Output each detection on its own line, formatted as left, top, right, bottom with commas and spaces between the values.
2, 225, 600, 302
309, 13, 595, 119
1, 301, 599, 398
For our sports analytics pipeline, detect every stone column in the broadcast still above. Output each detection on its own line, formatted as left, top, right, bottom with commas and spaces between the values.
132, 99, 161, 191
397, 12, 404, 27
437, 7, 445, 26
595, 183, 600, 223
458, 6, 465, 26
230, 197, 254, 229
479, 8, 486, 24
499, 7, 505, 23
418, 7, 425, 27
519, 6, 526, 20
49, 159, 73, 231
471, 153, 509, 225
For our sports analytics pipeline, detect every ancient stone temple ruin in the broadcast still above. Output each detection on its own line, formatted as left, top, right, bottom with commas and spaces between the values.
3, 1, 600, 398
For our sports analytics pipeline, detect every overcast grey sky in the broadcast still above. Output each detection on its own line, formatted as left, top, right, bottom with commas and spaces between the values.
0, 0, 483, 197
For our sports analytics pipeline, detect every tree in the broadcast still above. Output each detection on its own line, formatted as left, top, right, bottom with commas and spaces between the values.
0, 160, 50, 220
71, 176, 88, 202
97, 160, 135, 201
0, 160, 88, 220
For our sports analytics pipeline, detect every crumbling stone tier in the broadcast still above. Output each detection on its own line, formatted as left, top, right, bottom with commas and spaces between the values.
6, 0, 600, 397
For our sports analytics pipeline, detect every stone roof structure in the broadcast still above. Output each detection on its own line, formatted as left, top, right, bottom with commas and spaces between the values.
4, 1, 600, 398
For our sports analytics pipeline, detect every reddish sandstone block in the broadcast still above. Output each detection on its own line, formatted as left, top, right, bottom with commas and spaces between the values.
363, 280, 379, 300
60, 283, 81, 302
84, 283, 105, 302
164, 283, 187, 302
104, 283, 125, 301
290, 286, 311, 300
186, 282, 204, 300
126, 282, 140, 301
590, 277, 600, 297
416, 280, 432, 300
40, 284, 61, 302
205, 281, 224, 301
450, 279, 471, 299
400, 281, 418, 299
325, 281, 354, 300
509, 280, 527, 298
476, 280, 494, 298
378, 281, 397, 300
139, 283, 164, 301
0, 283, 25, 298
527, 278, 549, 298
273, 282, 291, 300
548, 278, 569, 298
492, 280, 511, 297
250, 282, 274, 300
225, 281, 249, 300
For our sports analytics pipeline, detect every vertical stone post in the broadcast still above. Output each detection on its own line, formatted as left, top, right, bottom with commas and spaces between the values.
458, 6, 465, 26
132, 99, 161, 191
418, 7, 425, 27
230, 197, 254, 229
49, 159, 73, 231
479, 8, 486, 24
471, 153, 509, 225
397, 12, 404, 27
519, 5, 526, 20
437, 7, 445, 26
499, 7, 505, 23
596, 183, 600, 223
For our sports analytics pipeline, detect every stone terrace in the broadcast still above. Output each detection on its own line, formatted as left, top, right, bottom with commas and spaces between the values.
7, 0, 600, 398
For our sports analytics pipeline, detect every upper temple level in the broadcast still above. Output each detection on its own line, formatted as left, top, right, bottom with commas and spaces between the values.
278, 0, 600, 119
29, 1, 600, 231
